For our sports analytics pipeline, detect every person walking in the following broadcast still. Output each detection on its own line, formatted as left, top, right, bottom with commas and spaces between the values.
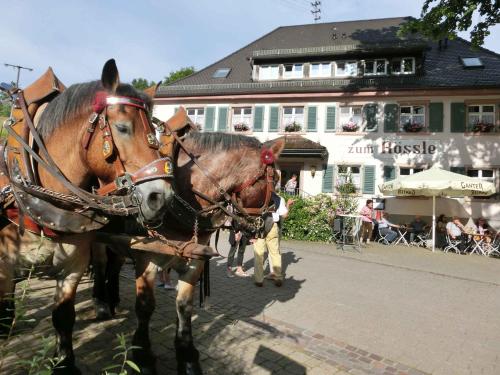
253, 193, 294, 287
284, 174, 297, 195
359, 199, 374, 245
226, 230, 250, 277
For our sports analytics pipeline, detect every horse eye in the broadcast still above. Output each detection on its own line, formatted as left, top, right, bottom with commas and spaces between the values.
115, 123, 130, 134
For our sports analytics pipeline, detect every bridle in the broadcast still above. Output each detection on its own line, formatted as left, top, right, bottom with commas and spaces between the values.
81, 92, 173, 196
162, 122, 276, 236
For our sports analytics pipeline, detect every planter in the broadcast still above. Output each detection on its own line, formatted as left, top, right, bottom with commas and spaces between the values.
342, 122, 359, 132
471, 123, 494, 133
233, 123, 250, 132
403, 122, 423, 132
284, 122, 302, 132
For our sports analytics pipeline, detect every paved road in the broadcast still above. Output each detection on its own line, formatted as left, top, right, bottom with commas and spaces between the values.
1, 235, 499, 374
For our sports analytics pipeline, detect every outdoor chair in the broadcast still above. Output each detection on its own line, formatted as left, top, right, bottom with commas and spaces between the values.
411, 229, 431, 248
485, 234, 500, 257
377, 228, 392, 245
444, 234, 463, 254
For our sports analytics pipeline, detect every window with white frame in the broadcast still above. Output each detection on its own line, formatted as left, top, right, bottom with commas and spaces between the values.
337, 165, 361, 193
339, 106, 363, 132
364, 59, 387, 75
310, 62, 331, 78
335, 61, 358, 77
399, 167, 425, 176
400, 105, 425, 132
187, 108, 205, 129
259, 65, 279, 80
283, 64, 303, 79
282, 106, 304, 132
391, 57, 415, 74
467, 168, 497, 198
468, 105, 496, 132
231, 107, 252, 132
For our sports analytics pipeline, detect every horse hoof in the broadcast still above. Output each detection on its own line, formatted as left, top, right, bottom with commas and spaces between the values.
181, 362, 203, 375
95, 304, 112, 321
52, 364, 82, 375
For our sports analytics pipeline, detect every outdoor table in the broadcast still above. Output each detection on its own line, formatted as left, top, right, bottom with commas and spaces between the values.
469, 233, 488, 256
336, 214, 362, 252
394, 226, 411, 246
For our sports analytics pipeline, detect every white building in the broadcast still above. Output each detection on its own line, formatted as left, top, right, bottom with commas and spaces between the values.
153, 17, 500, 225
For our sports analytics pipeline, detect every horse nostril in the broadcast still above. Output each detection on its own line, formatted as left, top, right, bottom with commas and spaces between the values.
147, 192, 165, 211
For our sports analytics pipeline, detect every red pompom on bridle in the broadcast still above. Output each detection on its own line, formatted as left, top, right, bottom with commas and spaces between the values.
260, 148, 274, 165
93, 91, 108, 113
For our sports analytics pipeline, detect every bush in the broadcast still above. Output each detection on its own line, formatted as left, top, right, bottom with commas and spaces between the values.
282, 193, 358, 242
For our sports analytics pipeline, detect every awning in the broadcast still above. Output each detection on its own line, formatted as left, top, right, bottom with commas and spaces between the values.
265, 135, 328, 159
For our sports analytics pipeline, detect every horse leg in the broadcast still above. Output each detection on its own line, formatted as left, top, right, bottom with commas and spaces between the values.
0, 261, 15, 337
52, 240, 91, 375
132, 258, 157, 375
175, 259, 205, 375
91, 242, 112, 320
105, 248, 124, 316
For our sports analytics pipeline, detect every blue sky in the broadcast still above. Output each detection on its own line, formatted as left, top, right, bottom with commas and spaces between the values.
2, 0, 499, 87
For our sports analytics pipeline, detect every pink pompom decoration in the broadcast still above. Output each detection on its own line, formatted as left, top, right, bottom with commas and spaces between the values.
260, 148, 274, 165
93, 91, 108, 113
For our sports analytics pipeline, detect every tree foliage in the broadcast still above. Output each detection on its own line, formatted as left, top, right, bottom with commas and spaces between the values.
401, 0, 500, 48
0, 92, 11, 117
130, 78, 155, 91
163, 66, 195, 85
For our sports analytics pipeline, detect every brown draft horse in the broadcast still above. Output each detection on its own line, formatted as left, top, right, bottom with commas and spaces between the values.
92, 131, 284, 374
0, 60, 172, 374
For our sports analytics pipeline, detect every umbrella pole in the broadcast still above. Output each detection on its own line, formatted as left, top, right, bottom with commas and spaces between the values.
432, 196, 436, 252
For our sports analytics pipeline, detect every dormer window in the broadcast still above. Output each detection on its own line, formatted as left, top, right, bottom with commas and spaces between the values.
364, 59, 387, 75
283, 64, 304, 79
310, 62, 331, 78
259, 65, 279, 80
391, 57, 415, 75
335, 61, 358, 77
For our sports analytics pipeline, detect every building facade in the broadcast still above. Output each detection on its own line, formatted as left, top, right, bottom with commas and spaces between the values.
153, 17, 500, 225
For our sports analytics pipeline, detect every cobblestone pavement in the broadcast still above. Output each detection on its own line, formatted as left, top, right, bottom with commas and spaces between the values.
1, 236, 498, 374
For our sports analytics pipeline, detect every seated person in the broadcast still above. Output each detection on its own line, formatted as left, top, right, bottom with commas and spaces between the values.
475, 217, 496, 243
446, 216, 465, 240
378, 212, 400, 243
409, 215, 428, 242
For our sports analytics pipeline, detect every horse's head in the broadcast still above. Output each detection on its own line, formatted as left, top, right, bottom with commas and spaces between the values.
38, 59, 172, 224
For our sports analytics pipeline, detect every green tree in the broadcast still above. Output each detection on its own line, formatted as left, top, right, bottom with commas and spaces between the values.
131, 78, 154, 91
401, 0, 500, 48
163, 66, 195, 85
0, 93, 11, 117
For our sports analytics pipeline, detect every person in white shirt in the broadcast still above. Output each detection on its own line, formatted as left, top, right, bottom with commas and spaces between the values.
253, 193, 293, 287
446, 216, 464, 239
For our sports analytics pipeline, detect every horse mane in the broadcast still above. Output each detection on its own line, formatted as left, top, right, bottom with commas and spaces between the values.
184, 132, 261, 153
37, 81, 152, 139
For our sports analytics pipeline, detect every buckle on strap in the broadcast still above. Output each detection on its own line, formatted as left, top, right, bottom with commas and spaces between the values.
115, 173, 134, 191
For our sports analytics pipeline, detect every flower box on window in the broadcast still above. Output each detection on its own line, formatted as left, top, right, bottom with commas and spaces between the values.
342, 121, 359, 132
471, 122, 494, 133
284, 122, 302, 132
403, 122, 424, 132
233, 123, 250, 132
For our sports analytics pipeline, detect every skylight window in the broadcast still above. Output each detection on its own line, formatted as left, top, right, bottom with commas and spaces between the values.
212, 68, 231, 78
460, 57, 484, 68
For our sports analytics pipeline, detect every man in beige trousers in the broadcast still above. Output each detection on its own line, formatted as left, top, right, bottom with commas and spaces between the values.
253, 193, 293, 287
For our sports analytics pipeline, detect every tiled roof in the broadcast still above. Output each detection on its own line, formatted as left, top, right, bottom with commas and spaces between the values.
157, 17, 500, 97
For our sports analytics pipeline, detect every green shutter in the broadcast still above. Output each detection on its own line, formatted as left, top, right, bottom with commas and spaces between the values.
269, 106, 279, 132
450, 167, 466, 175
322, 165, 334, 193
384, 104, 399, 133
362, 165, 376, 194
253, 106, 264, 132
325, 106, 336, 131
363, 103, 378, 131
451, 103, 466, 133
307, 106, 317, 132
217, 107, 228, 131
428, 102, 444, 132
204, 107, 215, 132
383, 166, 396, 182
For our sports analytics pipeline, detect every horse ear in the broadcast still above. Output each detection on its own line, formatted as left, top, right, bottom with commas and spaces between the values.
143, 80, 161, 99
101, 59, 120, 93
269, 138, 285, 158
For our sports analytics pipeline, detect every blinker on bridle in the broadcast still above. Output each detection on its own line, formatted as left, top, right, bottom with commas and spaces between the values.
82, 92, 173, 196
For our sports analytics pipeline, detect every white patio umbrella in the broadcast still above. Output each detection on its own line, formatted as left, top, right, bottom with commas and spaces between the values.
378, 165, 496, 251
